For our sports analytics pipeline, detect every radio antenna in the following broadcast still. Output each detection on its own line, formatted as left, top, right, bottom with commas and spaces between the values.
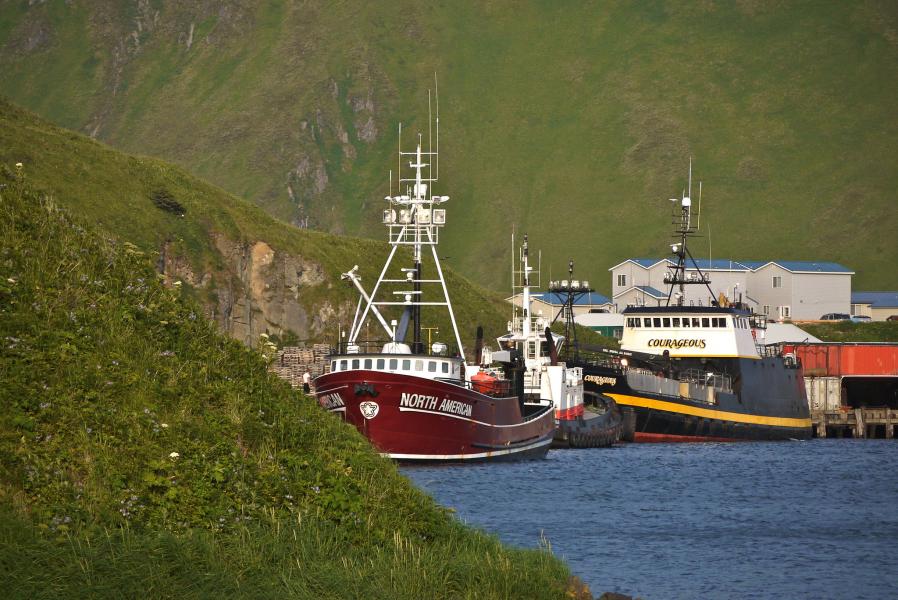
696, 180, 702, 231
435, 73, 440, 181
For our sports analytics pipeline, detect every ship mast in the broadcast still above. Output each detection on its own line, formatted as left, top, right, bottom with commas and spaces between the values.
342, 92, 464, 357
663, 160, 715, 306
548, 259, 592, 358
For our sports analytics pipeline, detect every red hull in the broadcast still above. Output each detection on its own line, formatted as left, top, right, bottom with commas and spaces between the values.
314, 370, 555, 461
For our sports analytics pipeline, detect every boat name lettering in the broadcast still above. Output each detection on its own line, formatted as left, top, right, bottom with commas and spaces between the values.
647, 338, 707, 349
320, 392, 345, 410
400, 392, 472, 417
584, 375, 617, 386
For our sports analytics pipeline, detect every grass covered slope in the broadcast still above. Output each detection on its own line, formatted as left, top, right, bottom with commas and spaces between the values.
0, 173, 572, 598
1, 1, 897, 292
0, 98, 512, 349
801, 321, 898, 343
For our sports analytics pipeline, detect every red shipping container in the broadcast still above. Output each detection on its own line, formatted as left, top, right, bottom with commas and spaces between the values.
782, 343, 898, 377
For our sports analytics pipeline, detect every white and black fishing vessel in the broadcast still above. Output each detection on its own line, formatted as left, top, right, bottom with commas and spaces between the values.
470, 234, 621, 448
572, 166, 812, 441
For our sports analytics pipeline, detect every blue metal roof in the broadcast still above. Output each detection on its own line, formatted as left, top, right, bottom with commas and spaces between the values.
634, 285, 666, 298
851, 291, 898, 308
619, 258, 853, 274
763, 261, 854, 273
533, 291, 611, 306
629, 258, 665, 268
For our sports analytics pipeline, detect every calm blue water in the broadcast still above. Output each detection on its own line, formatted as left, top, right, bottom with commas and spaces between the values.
402, 440, 898, 599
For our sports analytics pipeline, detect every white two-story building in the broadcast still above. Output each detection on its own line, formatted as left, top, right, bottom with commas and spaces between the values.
610, 258, 854, 321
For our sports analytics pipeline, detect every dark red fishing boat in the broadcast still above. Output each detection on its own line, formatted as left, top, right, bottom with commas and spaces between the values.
313, 97, 554, 462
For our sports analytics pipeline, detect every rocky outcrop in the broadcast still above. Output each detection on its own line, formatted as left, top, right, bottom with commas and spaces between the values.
158, 235, 348, 347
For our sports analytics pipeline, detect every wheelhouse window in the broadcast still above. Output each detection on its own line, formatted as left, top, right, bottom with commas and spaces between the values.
682, 318, 690, 328
427, 361, 437, 372
364, 358, 372, 369
441, 362, 450, 374
644, 318, 652, 327
663, 317, 671, 327
414, 360, 424, 371
402, 359, 411, 370
692, 318, 700, 327
340, 359, 348, 371
389, 358, 398, 370
672, 318, 680, 327
376, 358, 385, 369
701, 318, 710, 328
351, 359, 360, 369
653, 318, 662, 327
331, 360, 337, 371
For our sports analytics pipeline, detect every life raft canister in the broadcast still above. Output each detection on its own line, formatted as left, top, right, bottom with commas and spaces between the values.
471, 370, 498, 395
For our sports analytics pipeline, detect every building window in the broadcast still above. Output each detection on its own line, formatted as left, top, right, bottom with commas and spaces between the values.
617, 274, 627, 287
772, 276, 782, 288
780, 306, 791, 319
763, 305, 770, 315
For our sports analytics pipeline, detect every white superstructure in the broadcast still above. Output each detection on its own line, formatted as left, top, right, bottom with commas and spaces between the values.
621, 311, 761, 359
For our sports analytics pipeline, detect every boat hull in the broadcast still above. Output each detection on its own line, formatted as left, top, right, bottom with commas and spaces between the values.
314, 370, 555, 462
552, 396, 623, 448
575, 357, 812, 442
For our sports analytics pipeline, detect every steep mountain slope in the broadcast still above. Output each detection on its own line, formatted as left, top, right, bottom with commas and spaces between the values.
0, 98, 510, 351
2, 1, 896, 293
0, 174, 573, 599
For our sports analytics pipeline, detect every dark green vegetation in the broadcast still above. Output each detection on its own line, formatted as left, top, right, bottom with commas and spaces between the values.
2, 1, 896, 293
801, 321, 898, 343
0, 173, 572, 598
0, 97, 512, 351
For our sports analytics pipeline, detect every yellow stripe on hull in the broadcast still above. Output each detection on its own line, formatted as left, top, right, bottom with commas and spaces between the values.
607, 393, 812, 429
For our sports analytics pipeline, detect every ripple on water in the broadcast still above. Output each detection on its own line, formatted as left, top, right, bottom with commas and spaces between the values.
402, 439, 898, 599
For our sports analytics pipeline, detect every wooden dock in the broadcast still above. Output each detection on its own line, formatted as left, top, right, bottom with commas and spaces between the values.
812, 408, 897, 439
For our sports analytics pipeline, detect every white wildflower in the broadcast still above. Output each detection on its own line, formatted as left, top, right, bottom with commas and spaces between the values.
160, 423, 169, 428
169, 452, 179, 459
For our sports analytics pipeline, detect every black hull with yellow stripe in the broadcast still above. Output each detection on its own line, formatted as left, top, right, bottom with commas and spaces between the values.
577, 356, 812, 442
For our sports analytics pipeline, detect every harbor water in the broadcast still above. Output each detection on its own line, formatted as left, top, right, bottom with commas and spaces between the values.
402, 440, 898, 599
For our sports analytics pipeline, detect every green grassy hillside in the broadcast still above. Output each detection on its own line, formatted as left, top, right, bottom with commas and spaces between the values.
801, 321, 898, 343
0, 174, 574, 598
0, 98, 512, 352
2, 1, 896, 294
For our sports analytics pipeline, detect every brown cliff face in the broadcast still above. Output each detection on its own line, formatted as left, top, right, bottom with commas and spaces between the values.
159, 235, 350, 346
